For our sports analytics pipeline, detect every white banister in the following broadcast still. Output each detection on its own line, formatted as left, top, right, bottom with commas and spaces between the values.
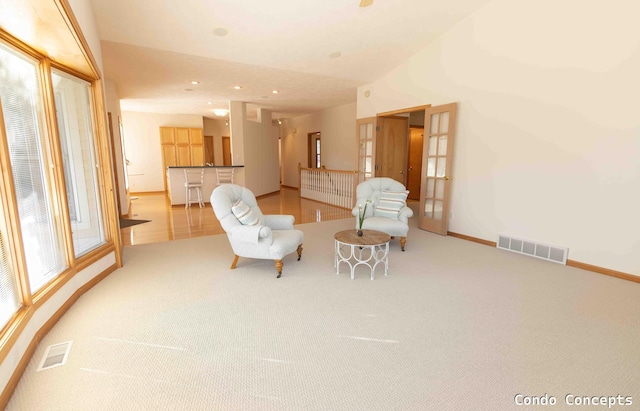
299, 168, 357, 209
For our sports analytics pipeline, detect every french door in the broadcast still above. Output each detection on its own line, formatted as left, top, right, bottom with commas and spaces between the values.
419, 103, 457, 235
356, 117, 376, 183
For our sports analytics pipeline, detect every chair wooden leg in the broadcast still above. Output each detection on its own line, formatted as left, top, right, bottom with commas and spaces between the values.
297, 244, 303, 260
400, 236, 407, 251
275, 260, 283, 278
230, 255, 239, 269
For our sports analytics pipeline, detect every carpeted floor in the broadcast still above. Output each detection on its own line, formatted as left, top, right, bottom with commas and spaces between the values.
7, 218, 640, 410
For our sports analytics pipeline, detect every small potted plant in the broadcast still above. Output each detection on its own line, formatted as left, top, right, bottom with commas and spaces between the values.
357, 200, 371, 236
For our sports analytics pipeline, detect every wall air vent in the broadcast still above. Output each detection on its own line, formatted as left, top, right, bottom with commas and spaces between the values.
497, 234, 568, 265
37, 341, 73, 371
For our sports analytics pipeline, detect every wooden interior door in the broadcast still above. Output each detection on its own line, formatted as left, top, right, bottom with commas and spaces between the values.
222, 136, 231, 166
419, 103, 457, 235
204, 135, 214, 164
376, 116, 408, 184
406, 127, 423, 200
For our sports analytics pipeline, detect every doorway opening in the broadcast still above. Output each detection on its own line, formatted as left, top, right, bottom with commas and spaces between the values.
307, 132, 321, 168
376, 107, 428, 199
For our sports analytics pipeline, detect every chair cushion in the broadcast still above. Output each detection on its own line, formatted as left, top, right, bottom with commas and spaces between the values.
231, 199, 260, 226
374, 190, 409, 219
362, 217, 410, 237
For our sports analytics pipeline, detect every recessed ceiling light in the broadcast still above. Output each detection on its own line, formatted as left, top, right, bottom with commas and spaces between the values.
234, 85, 242, 90
213, 109, 228, 116
213, 27, 229, 37
207, 102, 212, 105
329, 51, 341, 59
191, 81, 200, 85
272, 90, 279, 94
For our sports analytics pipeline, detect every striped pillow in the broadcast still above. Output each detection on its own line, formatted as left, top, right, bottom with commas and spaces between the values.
231, 199, 260, 226
373, 190, 409, 220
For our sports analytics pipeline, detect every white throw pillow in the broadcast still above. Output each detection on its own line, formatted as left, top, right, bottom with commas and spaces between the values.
373, 190, 409, 219
231, 199, 260, 226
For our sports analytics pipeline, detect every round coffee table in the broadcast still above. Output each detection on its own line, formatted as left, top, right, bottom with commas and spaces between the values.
334, 229, 391, 280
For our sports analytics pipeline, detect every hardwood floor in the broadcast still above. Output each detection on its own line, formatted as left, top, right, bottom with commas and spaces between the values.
120, 187, 353, 246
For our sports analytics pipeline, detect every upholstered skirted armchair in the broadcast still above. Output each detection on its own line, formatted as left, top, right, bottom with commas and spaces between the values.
211, 184, 303, 278
352, 177, 413, 251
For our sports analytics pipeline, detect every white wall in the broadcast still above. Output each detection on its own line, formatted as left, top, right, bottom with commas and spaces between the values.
281, 102, 357, 188
357, 0, 640, 276
121, 112, 203, 192
229, 102, 280, 196
244, 113, 280, 196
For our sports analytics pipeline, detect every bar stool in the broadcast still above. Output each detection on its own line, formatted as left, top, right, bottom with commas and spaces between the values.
216, 168, 234, 185
184, 169, 204, 208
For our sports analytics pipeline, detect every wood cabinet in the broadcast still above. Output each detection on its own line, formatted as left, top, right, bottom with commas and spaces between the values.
162, 145, 177, 168
160, 127, 204, 190
176, 128, 190, 145
190, 144, 204, 165
160, 127, 175, 144
189, 128, 203, 145
177, 145, 191, 166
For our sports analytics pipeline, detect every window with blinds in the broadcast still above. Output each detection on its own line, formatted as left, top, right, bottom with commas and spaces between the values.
52, 69, 105, 256
0, 42, 67, 293
0, 228, 20, 330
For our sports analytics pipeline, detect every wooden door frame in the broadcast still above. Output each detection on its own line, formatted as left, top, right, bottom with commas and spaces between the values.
377, 105, 431, 117
374, 105, 430, 183
107, 113, 122, 215
406, 126, 424, 200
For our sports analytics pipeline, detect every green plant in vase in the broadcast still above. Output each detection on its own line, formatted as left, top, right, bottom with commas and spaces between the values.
357, 199, 371, 236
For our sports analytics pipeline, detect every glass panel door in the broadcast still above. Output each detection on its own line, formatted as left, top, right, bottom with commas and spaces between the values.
356, 117, 376, 183
419, 103, 457, 235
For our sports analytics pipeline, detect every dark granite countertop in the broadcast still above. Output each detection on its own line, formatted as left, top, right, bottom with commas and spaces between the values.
167, 165, 244, 169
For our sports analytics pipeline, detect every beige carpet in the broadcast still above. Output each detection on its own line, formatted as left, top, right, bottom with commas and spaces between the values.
7, 218, 640, 410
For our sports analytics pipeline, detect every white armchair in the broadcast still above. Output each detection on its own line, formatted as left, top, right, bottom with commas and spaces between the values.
352, 177, 413, 251
211, 184, 303, 278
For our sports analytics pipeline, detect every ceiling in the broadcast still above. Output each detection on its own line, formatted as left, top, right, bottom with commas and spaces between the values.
90, 0, 492, 120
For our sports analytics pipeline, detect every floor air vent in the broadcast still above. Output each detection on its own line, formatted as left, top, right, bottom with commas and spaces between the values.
37, 341, 73, 371
497, 234, 568, 264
